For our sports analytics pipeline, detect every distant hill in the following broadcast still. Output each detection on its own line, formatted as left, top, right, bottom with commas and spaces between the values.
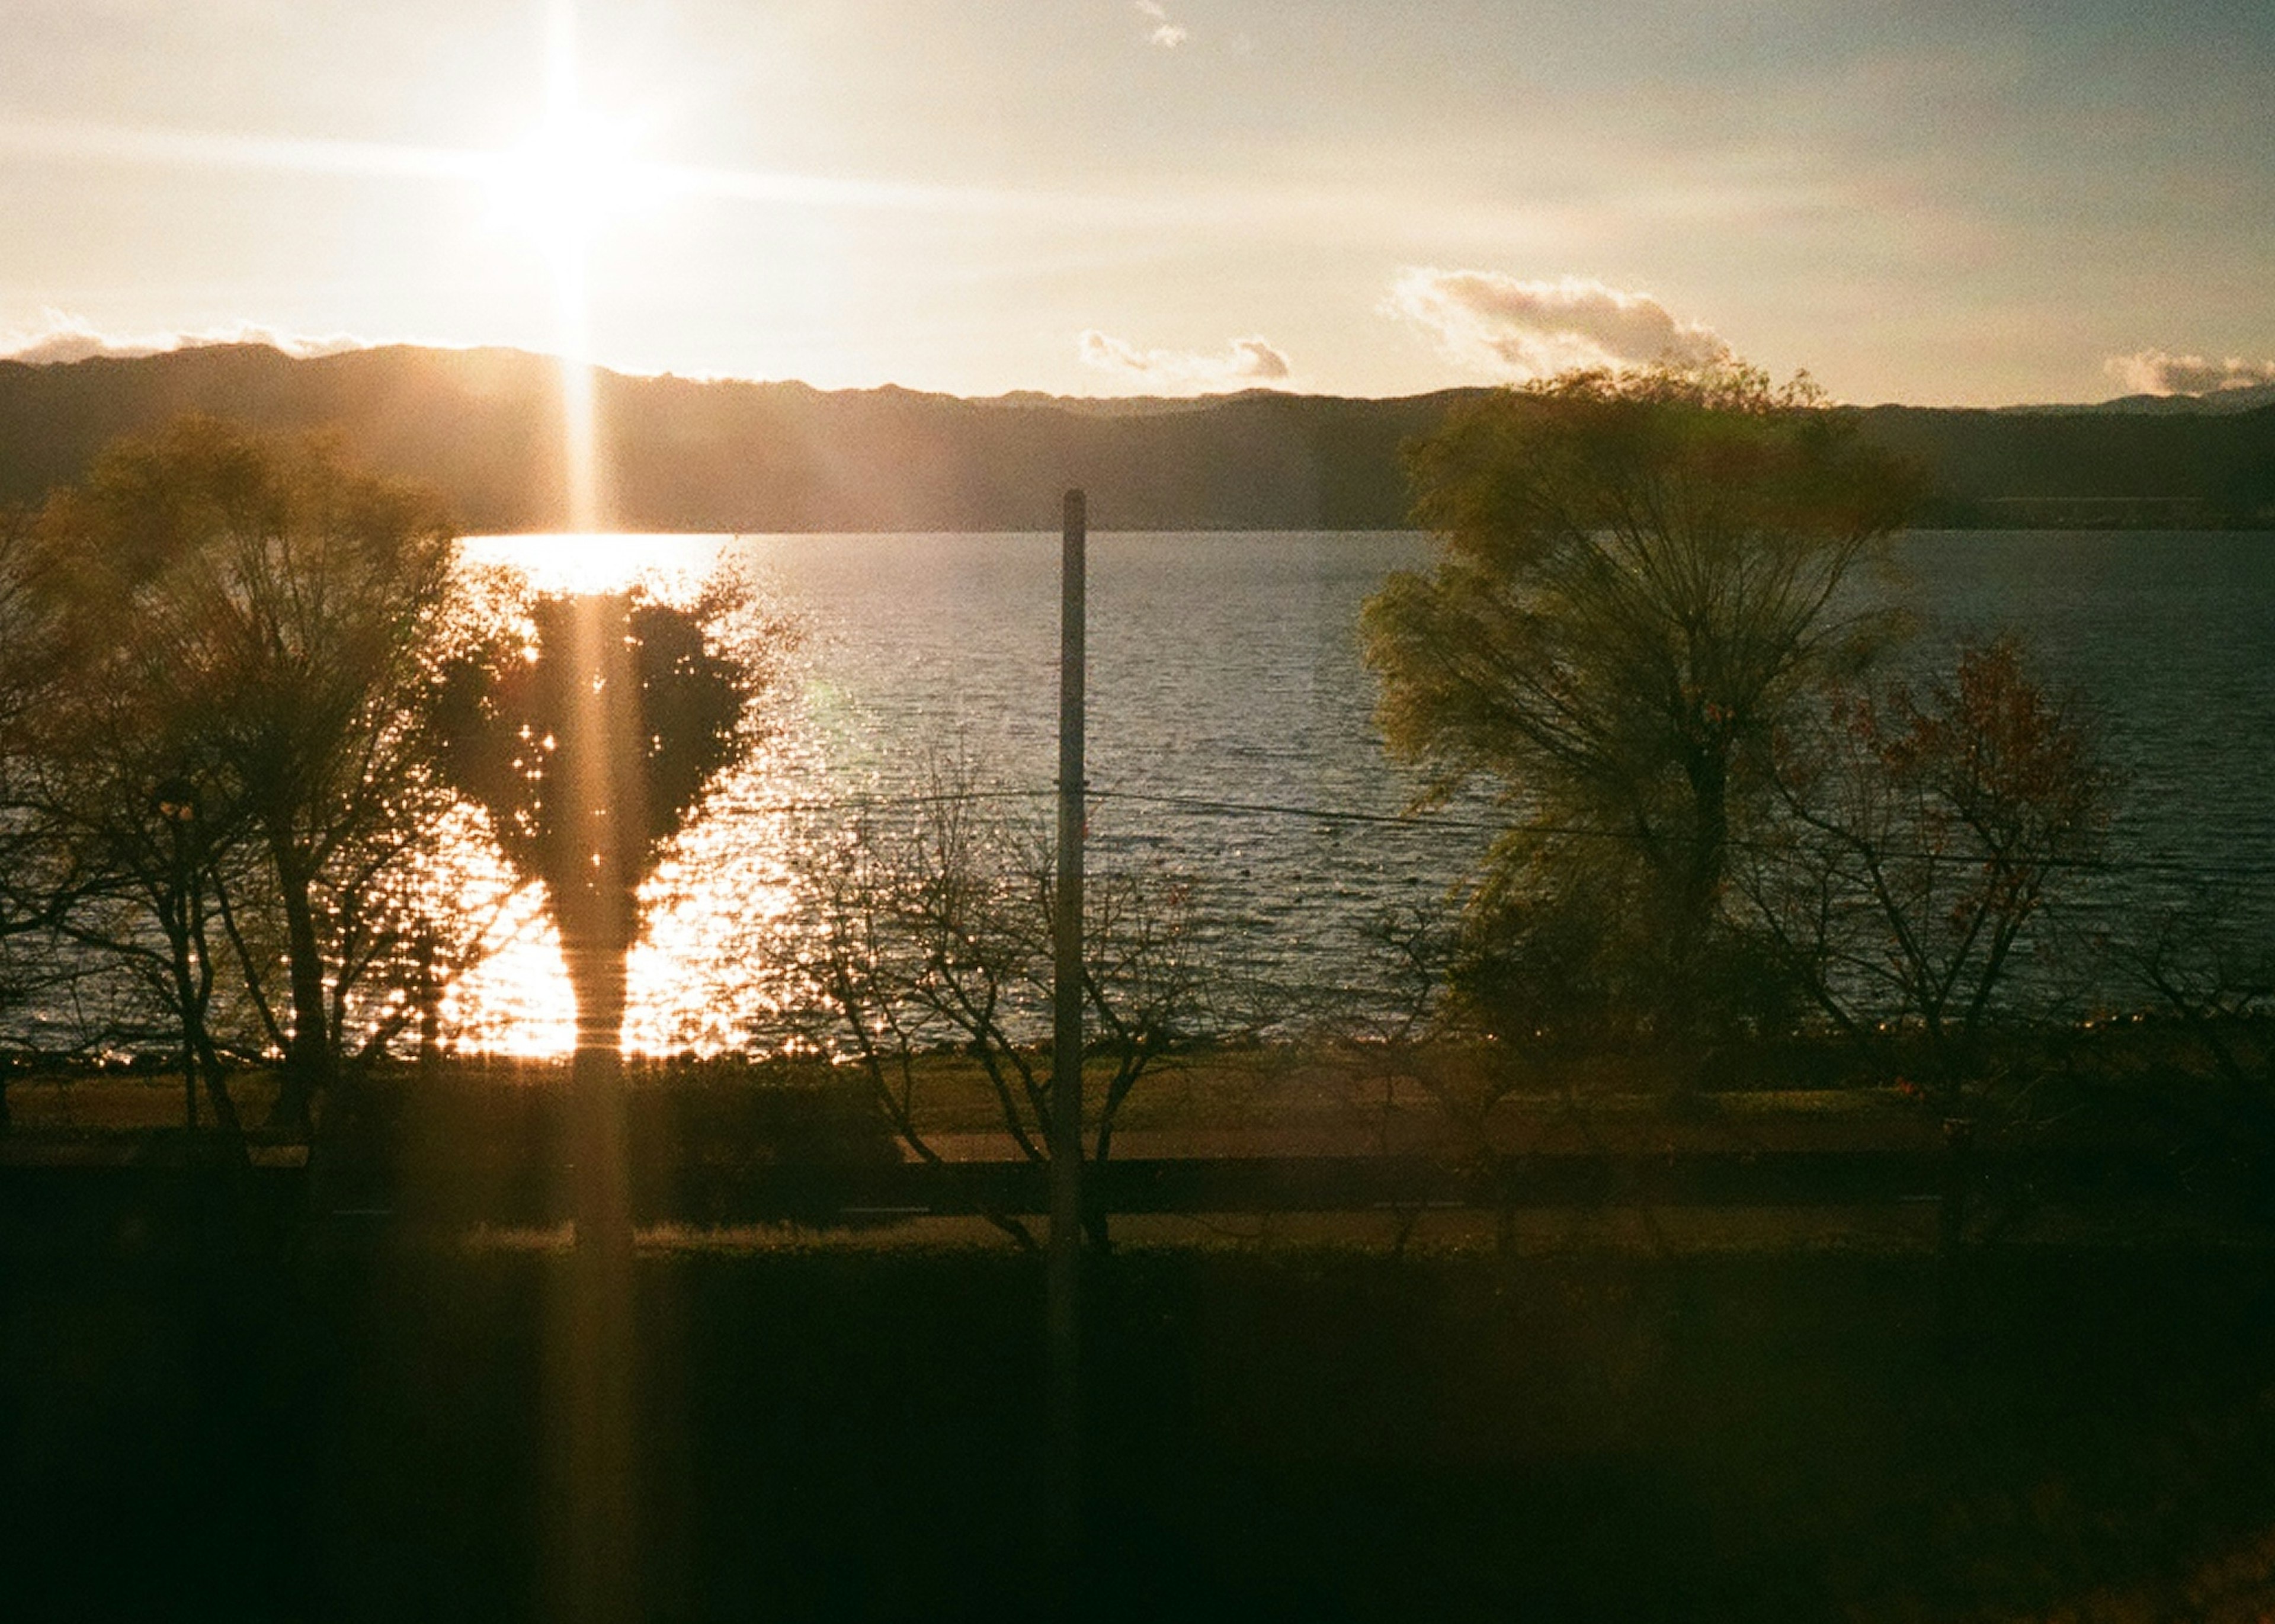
2, 344, 2270, 531
1998, 381, 2275, 417
1855, 402, 2275, 528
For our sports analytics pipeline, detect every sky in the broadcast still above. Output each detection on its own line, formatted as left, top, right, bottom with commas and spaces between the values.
1, 0, 2271, 405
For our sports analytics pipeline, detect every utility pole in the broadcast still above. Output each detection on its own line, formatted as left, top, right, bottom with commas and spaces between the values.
1048, 486, 1087, 1574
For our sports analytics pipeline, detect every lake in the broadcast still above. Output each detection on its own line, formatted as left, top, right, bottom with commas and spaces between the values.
449, 529, 2275, 1053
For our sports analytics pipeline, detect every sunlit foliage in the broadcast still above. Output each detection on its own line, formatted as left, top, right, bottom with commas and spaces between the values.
1363, 363, 1921, 1057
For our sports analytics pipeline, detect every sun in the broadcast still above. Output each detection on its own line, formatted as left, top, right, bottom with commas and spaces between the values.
489, 102, 648, 266
486, 2, 677, 534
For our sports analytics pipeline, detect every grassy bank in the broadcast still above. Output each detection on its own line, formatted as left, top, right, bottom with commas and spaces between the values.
9, 1025, 2247, 1152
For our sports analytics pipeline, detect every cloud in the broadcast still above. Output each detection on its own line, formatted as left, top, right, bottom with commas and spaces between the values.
1135, 1, 1188, 47
1386, 268, 1731, 380
2104, 348, 2275, 397
0, 308, 369, 366
1078, 329, 1292, 391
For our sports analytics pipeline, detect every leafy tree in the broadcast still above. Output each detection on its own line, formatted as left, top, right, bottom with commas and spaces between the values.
0, 510, 53, 947
8, 497, 252, 1136
1361, 364, 1918, 1067
26, 417, 460, 1129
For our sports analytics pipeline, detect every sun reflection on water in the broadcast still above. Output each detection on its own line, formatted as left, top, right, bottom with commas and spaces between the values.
460, 533, 737, 598
438, 884, 577, 1059
623, 742, 810, 1055
436, 534, 816, 1058
436, 741, 818, 1060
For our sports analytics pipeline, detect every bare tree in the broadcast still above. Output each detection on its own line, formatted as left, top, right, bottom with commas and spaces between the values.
1739, 638, 2119, 1330
2123, 896, 2275, 1205
780, 756, 1222, 1249
1745, 639, 2119, 1101
46, 755, 261, 1142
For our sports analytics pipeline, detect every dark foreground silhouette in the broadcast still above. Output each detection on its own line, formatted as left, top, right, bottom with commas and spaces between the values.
6, 1213, 2275, 1622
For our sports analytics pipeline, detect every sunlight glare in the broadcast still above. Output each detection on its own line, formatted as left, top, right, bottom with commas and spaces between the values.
444, 884, 580, 1059
460, 533, 737, 597
490, 0, 663, 534
431, 740, 814, 1062
488, 102, 649, 270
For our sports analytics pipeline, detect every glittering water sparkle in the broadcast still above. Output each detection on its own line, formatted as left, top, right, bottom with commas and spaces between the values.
431, 528, 2275, 1056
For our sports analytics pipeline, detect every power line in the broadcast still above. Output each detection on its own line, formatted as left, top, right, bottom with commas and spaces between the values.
748, 787, 1053, 815
746, 783, 2275, 884
1088, 789, 1505, 833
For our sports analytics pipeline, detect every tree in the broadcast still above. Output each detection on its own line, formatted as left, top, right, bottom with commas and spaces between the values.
27, 417, 460, 1130
57, 739, 270, 1141
432, 585, 768, 1047
0, 506, 93, 1130
432, 581, 776, 1246
2123, 896, 2275, 1213
783, 753, 1221, 1250
1744, 638, 2119, 1098
1361, 364, 1918, 1068
9, 494, 248, 1138
0, 507, 50, 950
1741, 639, 2117, 1333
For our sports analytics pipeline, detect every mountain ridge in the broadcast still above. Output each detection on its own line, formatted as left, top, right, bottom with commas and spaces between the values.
3, 344, 2269, 531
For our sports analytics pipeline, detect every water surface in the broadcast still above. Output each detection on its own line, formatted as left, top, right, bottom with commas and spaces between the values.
450, 529, 2275, 1052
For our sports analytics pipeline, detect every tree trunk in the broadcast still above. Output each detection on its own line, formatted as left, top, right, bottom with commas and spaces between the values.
164, 895, 245, 1161
268, 841, 333, 1135
195, 1034, 248, 1158
416, 931, 442, 1074
1667, 744, 1732, 1100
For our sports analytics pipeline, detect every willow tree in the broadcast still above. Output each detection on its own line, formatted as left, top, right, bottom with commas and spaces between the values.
1362, 365, 1920, 1062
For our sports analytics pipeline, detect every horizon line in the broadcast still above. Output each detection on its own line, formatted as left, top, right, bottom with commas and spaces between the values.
5, 332, 2270, 415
